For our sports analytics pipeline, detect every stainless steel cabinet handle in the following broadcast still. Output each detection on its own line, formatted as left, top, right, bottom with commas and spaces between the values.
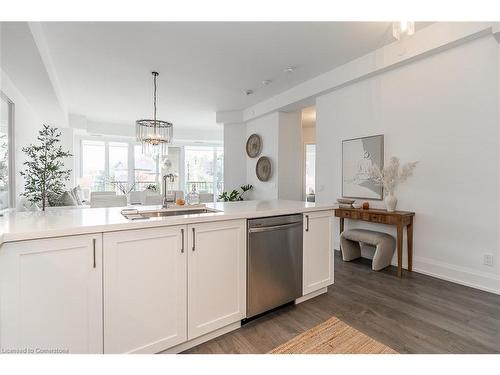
305, 215, 309, 232
192, 228, 196, 251
92, 238, 96, 268
181, 228, 185, 253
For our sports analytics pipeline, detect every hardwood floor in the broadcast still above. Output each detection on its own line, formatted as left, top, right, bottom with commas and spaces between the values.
183, 252, 500, 354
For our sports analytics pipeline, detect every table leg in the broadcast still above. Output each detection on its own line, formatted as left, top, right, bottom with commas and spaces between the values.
339, 217, 344, 256
407, 219, 413, 272
397, 224, 403, 277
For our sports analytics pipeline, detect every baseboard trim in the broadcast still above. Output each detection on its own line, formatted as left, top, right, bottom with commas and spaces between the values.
160, 321, 241, 354
295, 287, 328, 304
412, 255, 500, 295
334, 249, 500, 295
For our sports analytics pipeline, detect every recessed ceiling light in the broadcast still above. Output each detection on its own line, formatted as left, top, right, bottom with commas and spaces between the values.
244, 89, 254, 96
392, 21, 415, 40
262, 79, 272, 86
284, 66, 296, 73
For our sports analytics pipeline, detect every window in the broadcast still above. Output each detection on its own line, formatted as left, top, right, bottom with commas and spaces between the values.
134, 144, 159, 191
184, 146, 223, 198
305, 144, 316, 201
162, 147, 181, 191
0, 93, 14, 211
78, 140, 223, 200
109, 142, 129, 184
215, 147, 224, 197
81, 140, 106, 191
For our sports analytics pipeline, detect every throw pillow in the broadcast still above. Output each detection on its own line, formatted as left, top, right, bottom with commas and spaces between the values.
48, 191, 78, 207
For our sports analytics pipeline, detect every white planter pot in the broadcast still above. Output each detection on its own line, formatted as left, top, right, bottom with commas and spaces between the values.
384, 193, 398, 212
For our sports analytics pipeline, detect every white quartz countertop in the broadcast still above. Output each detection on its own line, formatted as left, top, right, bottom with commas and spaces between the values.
0, 200, 336, 245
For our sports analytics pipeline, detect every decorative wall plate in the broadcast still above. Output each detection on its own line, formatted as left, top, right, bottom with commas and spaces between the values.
246, 133, 262, 158
256, 156, 272, 182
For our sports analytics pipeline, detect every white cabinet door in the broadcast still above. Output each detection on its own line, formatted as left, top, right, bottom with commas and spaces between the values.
103, 226, 187, 353
0, 234, 103, 354
303, 210, 334, 295
187, 219, 246, 340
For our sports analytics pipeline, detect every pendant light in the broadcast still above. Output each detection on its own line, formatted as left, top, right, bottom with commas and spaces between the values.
136, 71, 173, 157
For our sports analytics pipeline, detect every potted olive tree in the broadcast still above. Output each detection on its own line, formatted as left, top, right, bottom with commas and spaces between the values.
20, 125, 73, 211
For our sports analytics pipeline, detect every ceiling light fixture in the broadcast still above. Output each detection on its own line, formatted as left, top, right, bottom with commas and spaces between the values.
136, 71, 173, 157
392, 21, 415, 41
244, 89, 254, 96
284, 66, 296, 73
262, 79, 272, 86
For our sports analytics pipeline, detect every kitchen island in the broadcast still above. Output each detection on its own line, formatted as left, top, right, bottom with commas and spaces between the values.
0, 200, 335, 354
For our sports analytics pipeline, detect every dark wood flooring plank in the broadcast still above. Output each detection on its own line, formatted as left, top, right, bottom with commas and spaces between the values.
182, 252, 500, 354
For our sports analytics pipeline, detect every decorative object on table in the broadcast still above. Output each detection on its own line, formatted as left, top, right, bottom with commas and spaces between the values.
246, 133, 262, 158
218, 184, 253, 202
186, 184, 200, 205
362, 202, 370, 210
136, 71, 173, 157
342, 134, 384, 200
368, 156, 418, 212
337, 198, 355, 209
20, 125, 73, 211
352, 203, 362, 209
144, 183, 159, 192
256, 156, 272, 181
108, 177, 136, 195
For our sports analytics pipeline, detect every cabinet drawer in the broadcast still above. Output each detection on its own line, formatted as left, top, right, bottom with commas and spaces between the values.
340, 210, 360, 219
362, 213, 384, 223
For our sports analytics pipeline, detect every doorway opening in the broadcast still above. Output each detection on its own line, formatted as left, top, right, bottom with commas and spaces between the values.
301, 106, 316, 202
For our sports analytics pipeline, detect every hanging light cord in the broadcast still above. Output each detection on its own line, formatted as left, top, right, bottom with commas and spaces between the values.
153, 72, 158, 131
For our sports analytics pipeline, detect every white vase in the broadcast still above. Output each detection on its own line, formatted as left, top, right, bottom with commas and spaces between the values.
384, 192, 398, 212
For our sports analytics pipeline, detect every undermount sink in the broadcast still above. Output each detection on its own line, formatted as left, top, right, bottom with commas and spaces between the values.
121, 207, 218, 220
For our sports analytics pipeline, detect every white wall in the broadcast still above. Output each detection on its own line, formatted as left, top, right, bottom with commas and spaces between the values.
1, 71, 75, 204
316, 35, 500, 293
246, 112, 279, 200
1, 72, 42, 201
223, 123, 247, 192
241, 111, 303, 201
278, 111, 302, 200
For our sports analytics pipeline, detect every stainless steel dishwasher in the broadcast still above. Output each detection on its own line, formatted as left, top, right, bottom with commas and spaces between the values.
247, 214, 303, 318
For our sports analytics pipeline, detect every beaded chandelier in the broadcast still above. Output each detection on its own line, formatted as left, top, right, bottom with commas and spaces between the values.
136, 71, 173, 157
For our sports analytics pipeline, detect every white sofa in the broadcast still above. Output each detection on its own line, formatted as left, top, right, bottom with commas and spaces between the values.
90, 192, 127, 208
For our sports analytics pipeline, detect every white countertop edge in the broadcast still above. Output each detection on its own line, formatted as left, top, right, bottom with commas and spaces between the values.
0, 201, 337, 245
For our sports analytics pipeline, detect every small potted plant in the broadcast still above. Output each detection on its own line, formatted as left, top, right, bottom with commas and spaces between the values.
218, 184, 253, 202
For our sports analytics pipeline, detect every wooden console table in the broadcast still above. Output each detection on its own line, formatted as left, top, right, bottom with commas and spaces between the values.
334, 207, 415, 277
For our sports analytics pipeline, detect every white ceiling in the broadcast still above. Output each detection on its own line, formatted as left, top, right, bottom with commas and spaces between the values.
37, 22, 404, 131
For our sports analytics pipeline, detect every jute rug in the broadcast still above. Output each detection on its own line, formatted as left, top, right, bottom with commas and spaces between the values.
269, 316, 397, 354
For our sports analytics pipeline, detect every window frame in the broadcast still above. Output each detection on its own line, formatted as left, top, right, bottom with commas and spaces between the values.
0, 91, 16, 209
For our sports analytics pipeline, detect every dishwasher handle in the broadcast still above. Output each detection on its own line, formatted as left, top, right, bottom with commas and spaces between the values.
248, 221, 302, 233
